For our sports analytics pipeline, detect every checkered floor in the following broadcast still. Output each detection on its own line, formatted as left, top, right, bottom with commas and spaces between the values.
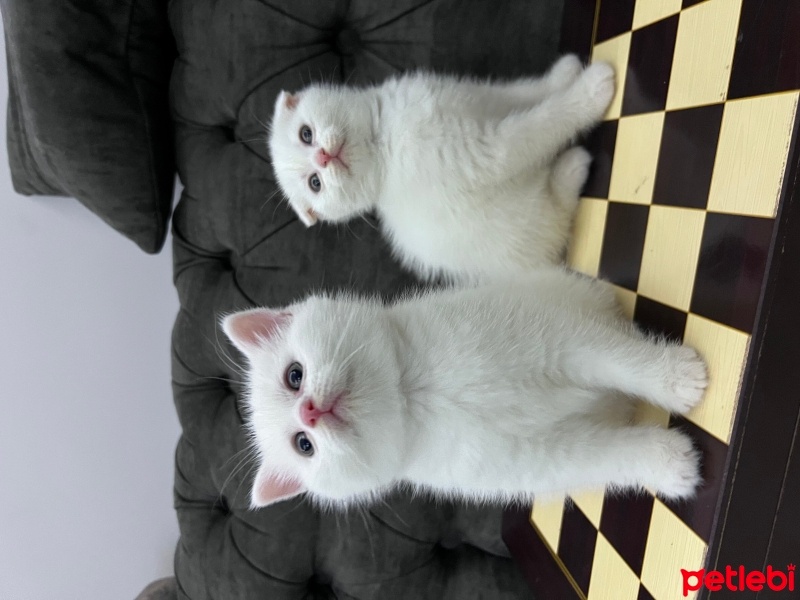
527, 0, 800, 598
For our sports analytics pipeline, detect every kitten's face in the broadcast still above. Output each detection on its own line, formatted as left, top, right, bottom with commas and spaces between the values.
223, 297, 406, 509
268, 88, 381, 227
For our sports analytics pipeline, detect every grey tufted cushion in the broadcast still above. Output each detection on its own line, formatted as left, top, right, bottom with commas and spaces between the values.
169, 1, 563, 597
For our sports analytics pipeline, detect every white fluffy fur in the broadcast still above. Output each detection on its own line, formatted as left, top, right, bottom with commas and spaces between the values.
268, 56, 616, 283
223, 269, 708, 510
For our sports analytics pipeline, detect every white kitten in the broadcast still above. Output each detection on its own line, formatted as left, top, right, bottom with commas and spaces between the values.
268, 56, 615, 283
223, 269, 707, 510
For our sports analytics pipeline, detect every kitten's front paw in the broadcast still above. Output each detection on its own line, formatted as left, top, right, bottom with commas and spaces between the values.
653, 430, 702, 500
547, 54, 583, 89
662, 346, 709, 415
580, 62, 616, 117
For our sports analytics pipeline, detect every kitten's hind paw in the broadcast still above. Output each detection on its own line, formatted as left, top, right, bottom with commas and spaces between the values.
672, 346, 709, 414
551, 146, 592, 207
580, 62, 616, 118
655, 346, 709, 415
653, 430, 702, 500
546, 54, 583, 90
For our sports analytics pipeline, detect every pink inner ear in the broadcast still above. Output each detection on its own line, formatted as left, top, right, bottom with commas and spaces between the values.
280, 91, 299, 111
223, 309, 291, 353
295, 206, 317, 227
252, 468, 305, 508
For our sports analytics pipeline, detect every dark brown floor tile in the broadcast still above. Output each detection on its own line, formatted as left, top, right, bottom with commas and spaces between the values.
690, 213, 775, 333
598, 202, 649, 291
582, 119, 618, 199
595, 0, 636, 44
634, 296, 688, 342
652, 104, 724, 209
682, 0, 708, 7
662, 417, 731, 543
621, 15, 679, 116
558, 503, 598, 595
638, 583, 657, 600
728, 0, 800, 99
599, 492, 654, 576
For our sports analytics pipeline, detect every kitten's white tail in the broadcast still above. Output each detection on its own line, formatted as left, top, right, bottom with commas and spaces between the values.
550, 146, 592, 209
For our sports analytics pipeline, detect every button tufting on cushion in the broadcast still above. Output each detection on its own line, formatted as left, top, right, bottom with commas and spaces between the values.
220, 125, 236, 143
334, 28, 361, 56
215, 496, 231, 516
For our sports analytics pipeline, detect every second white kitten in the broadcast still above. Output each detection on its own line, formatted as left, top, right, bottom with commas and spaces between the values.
268, 57, 615, 283
223, 270, 707, 510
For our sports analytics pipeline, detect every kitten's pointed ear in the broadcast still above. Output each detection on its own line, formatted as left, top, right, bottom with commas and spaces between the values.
251, 463, 305, 508
221, 309, 292, 355
276, 90, 299, 112
294, 206, 318, 227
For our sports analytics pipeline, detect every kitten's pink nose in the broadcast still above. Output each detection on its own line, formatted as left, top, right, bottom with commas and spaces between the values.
300, 400, 324, 428
315, 147, 341, 168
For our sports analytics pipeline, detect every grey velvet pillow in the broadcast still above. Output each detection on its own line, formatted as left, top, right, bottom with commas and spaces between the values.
1, 0, 175, 253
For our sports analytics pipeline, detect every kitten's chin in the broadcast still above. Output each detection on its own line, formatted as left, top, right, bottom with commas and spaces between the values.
310, 201, 368, 224
319, 210, 362, 224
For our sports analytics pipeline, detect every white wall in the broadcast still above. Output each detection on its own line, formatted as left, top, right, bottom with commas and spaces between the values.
0, 21, 181, 600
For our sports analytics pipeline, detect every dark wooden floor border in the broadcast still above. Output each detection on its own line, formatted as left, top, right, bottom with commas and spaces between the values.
502, 506, 583, 599
700, 99, 800, 599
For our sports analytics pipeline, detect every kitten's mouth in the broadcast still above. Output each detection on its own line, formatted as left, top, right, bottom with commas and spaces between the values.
329, 143, 350, 173
330, 156, 350, 174
305, 391, 348, 429
322, 392, 347, 425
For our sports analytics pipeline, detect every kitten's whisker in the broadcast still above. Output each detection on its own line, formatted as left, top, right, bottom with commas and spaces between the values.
337, 343, 366, 374
358, 213, 378, 230
229, 459, 260, 506
345, 221, 363, 242
248, 107, 272, 133
255, 116, 272, 134
199, 375, 240, 386
205, 327, 247, 378
220, 446, 254, 470
331, 308, 359, 365
276, 496, 309, 521
376, 497, 411, 529
214, 342, 246, 379
261, 187, 282, 211
270, 200, 282, 220
217, 446, 258, 506
220, 455, 254, 499
356, 505, 378, 565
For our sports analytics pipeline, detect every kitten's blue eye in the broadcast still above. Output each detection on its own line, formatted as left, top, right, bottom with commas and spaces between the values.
294, 432, 314, 457
308, 174, 321, 193
299, 125, 313, 145
285, 362, 303, 390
